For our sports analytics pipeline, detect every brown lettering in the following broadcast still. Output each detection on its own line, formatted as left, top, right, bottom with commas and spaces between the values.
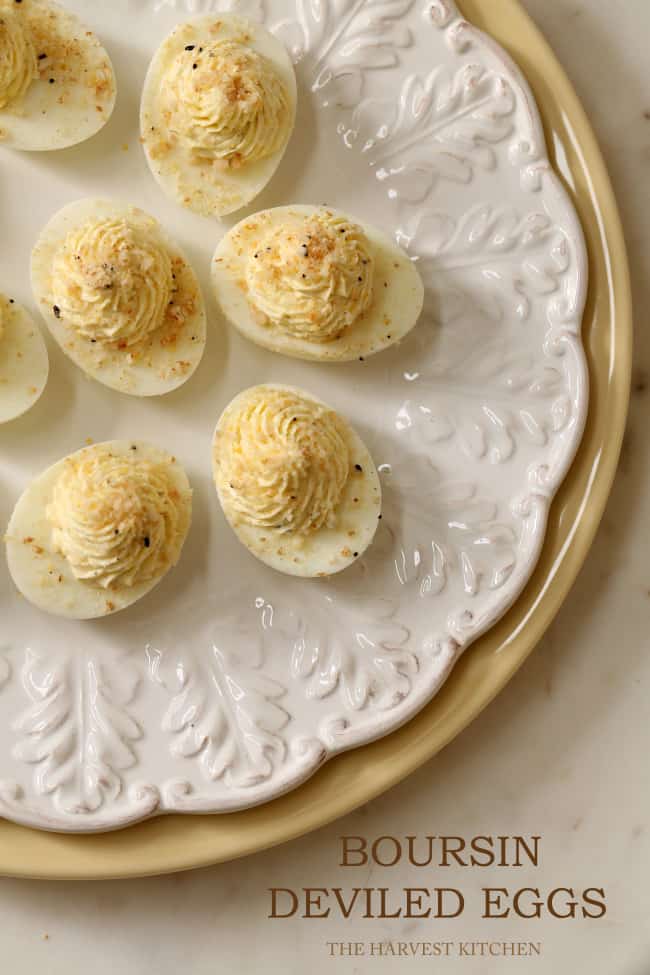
378, 887, 402, 918
268, 888, 298, 918
482, 888, 510, 918
302, 888, 329, 918
469, 835, 495, 866
340, 836, 367, 867
514, 835, 540, 867
547, 888, 578, 919
513, 888, 542, 919
440, 836, 467, 866
406, 835, 435, 866
331, 887, 363, 918
582, 887, 607, 919
371, 836, 401, 866
403, 888, 431, 918
436, 888, 464, 918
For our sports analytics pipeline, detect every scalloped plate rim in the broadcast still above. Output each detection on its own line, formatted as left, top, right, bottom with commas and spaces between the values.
0, 0, 625, 860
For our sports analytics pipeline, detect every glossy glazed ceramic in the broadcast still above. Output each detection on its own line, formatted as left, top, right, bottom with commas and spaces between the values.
0, 0, 630, 872
0, 0, 589, 833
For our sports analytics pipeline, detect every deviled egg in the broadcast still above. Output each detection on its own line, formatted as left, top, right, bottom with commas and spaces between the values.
140, 14, 296, 218
31, 199, 207, 396
5, 440, 192, 619
0, 0, 116, 151
211, 205, 424, 361
0, 292, 48, 423
213, 384, 381, 577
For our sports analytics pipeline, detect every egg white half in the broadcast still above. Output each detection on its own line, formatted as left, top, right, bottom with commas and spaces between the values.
0, 294, 48, 424
212, 384, 382, 577
31, 198, 207, 397
0, 0, 116, 151
140, 14, 297, 218
211, 205, 424, 362
5, 440, 192, 620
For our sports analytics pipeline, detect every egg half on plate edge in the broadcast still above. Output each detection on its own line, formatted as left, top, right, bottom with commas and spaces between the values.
5, 440, 193, 620
0, 0, 116, 151
0, 291, 48, 423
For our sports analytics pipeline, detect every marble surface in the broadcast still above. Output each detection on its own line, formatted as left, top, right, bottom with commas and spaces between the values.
0, 0, 647, 971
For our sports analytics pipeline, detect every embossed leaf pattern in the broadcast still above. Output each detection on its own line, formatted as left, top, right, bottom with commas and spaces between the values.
12, 649, 142, 814
290, 595, 416, 710
391, 205, 573, 462
0, 0, 588, 829
341, 65, 515, 201
150, 614, 289, 787
273, 0, 414, 107
374, 462, 517, 597
407, 205, 572, 321
397, 380, 571, 464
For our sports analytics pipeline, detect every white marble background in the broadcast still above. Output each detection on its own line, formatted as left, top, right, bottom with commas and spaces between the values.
0, 1, 647, 972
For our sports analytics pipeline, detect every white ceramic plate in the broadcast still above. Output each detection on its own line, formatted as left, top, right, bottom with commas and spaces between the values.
0, 0, 587, 833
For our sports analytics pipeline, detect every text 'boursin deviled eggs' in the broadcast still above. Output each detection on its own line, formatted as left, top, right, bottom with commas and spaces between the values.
0, 291, 48, 423
5, 441, 192, 619
0, 0, 115, 151
31, 199, 207, 396
213, 385, 381, 577
140, 14, 296, 218
212, 206, 424, 362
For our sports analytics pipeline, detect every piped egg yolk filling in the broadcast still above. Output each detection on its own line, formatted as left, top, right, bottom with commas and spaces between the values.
0, 5, 37, 110
245, 212, 375, 342
47, 446, 188, 590
216, 388, 350, 535
50, 217, 173, 347
162, 38, 290, 168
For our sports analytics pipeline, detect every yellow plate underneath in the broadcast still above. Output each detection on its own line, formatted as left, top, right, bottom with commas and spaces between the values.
0, 0, 631, 878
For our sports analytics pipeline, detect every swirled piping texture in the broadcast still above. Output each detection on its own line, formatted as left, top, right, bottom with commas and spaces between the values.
50, 216, 173, 346
0, 6, 36, 110
216, 387, 351, 535
246, 211, 375, 342
162, 39, 290, 166
47, 446, 189, 590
